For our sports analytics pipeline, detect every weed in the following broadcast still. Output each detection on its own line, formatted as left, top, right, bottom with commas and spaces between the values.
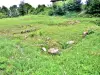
58, 42, 68, 49
0, 57, 8, 70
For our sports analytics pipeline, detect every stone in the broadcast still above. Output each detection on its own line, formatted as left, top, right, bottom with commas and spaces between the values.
24, 35, 28, 39
83, 31, 88, 35
42, 47, 47, 52
83, 31, 88, 37
48, 48, 59, 54
66, 41, 75, 45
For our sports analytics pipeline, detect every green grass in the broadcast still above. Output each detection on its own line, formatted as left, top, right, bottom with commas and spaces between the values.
0, 15, 100, 75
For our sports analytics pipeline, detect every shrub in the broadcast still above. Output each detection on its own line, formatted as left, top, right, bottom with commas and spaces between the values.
35, 5, 47, 15
50, 0, 82, 16
63, 0, 81, 12
48, 10, 54, 16
59, 42, 68, 49
65, 11, 79, 18
88, 29, 94, 35
0, 13, 7, 19
85, 0, 100, 17
54, 6, 65, 15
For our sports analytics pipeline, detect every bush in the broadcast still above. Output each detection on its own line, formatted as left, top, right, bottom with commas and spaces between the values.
85, 0, 100, 17
65, 11, 79, 18
93, 20, 100, 26
63, 0, 81, 12
49, 0, 82, 16
59, 42, 68, 49
38, 8, 51, 15
34, 5, 47, 15
48, 10, 54, 16
54, 6, 65, 16
0, 13, 7, 19
49, 5, 65, 16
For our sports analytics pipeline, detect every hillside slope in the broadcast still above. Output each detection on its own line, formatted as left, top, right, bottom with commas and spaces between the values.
0, 15, 100, 75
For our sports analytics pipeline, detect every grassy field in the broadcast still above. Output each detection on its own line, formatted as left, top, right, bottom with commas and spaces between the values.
0, 15, 100, 75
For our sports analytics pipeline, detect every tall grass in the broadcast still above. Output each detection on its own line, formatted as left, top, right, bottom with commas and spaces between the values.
0, 15, 100, 75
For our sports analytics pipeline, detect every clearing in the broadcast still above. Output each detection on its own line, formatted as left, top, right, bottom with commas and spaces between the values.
0, 15, 100, 75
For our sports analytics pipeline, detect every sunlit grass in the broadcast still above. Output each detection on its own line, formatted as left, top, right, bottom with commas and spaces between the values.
0, 15, 100, 75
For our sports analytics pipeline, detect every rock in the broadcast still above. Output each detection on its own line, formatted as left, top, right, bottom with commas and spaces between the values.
75, 20, 80, 23
48, 48, 59, 54
83, 31, 88, 37
24, 35, 28, 39
66, 41, 75, 45
83, 31, 88, 35
42, 47, 47, 52
21, 28, 37, 34
46, 37, 51, 41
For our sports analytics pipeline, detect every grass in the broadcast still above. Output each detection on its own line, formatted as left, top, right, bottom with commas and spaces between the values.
0, 15, 100, 75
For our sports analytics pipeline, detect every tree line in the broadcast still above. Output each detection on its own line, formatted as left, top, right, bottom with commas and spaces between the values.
0, 0, 100, 18
49, 0, 100, 17
0, 1, 49, 18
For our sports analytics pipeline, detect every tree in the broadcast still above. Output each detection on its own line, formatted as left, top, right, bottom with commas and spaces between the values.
50, 0, 82, 16
55, 6, 65, 15
85, 0, 100, 16
35, 5, 46, 14
74, 0, 82, 12
29, 7, 35, 14
1, 6, 9, 16
0, 13, 7, 18
0, 7, 1, 12
10, 5, 19, 17
63, 0, 82, 12
18, 1, 25, 16
18, 1, 35, 16
24, 3, 34, 14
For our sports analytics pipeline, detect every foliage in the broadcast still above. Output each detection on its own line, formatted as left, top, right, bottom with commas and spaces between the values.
18, 1, 35, 16
54, 6, 65, 15
85, 0, 100, 17
59, 42, 68, 49
10, 5, 19, 17
24, 3, 35, 15
65, 11, 79, 18
48, 4, 65, 16
0, 13, 7, 19
35, 5, 47, 14
93, 20, 100, 26
38, 8, 51, 15
0, 7, 2, 12
18, 1, 26, 16
50, 0, 82, 16
63, 0, 82, 12
1, 6, 9, 16
0, 0, 100, 17
48, 10, 54, 16
0, 57, 8, 70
